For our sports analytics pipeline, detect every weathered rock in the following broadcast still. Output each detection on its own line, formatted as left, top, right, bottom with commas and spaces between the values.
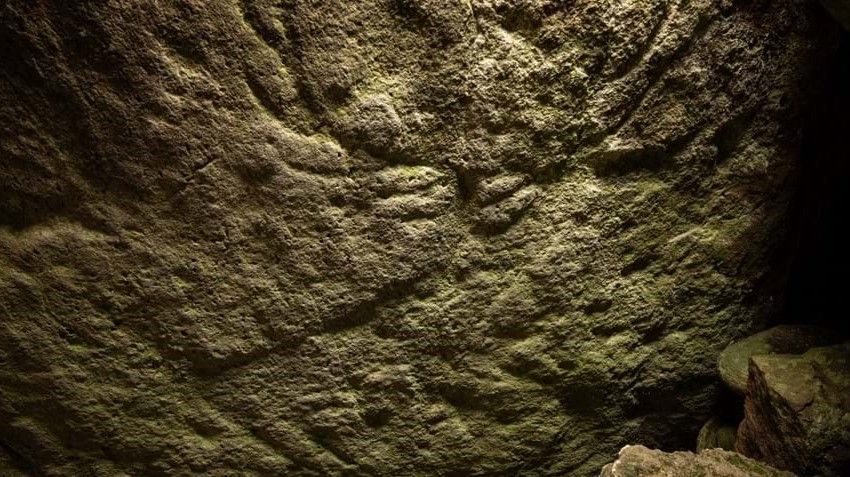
0, 1, 839, 475
821, 0, 850, 30
697, 417, 738, 452
736, 344, 850, 477
718, 325, 837, 395
599, 445, 795, 477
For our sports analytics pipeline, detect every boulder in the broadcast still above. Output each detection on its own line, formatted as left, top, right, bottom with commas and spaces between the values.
736, 344, 850, 476
0, 447, 28, 477
600, 445, 795, 477
697, 417, 738, 452
718, 325, 836, 395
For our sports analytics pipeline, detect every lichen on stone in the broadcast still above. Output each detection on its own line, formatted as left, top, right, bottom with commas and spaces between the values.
0, 0, 840, 475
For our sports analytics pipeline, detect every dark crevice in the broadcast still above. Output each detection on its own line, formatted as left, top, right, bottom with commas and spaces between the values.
781, 28, 850, 335
712, 107, 758, 164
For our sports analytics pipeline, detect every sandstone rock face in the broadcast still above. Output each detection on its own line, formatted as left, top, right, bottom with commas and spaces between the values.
0, 1, 836, 475
736, 344, 850, 477
718, 325, 837, 395
599, 445, 795, 477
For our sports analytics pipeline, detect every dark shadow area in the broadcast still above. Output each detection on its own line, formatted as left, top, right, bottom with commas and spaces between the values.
783, 27, 850, 336
699, 22, 850, 462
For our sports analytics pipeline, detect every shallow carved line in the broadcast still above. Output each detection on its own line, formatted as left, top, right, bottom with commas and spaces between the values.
607, 11, 721, 138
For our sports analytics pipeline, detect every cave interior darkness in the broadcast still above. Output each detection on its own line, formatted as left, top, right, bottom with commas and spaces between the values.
783, 27, 850, 336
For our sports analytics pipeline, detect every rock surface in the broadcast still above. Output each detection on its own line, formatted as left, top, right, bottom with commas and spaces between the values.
599, 445, 795, 477
718, 325, 837, 395
696, 417, 737, 452
0, 1, 838, 475
736, 344, 850, 477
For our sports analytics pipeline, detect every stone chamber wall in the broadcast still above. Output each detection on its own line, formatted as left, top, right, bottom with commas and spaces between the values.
1, 1, 848, 476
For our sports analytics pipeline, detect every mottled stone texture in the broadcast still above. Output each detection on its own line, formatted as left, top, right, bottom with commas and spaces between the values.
600, 445, 795, 477
718, 325, 837, 395
736, 344, 850, 477
0, 1, 836, 476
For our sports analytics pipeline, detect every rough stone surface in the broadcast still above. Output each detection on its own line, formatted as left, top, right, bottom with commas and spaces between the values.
821, 0, 850, 30
696, 417, 737, 452
0, 1, 837, 476
736, 344, 850, 477
718, 325, 837, 395
599, 445, 795, 477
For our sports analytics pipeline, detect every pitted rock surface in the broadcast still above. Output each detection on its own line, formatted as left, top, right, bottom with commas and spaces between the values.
736, 344, 850, 477
599, 445, 795, 477
0, 1, 838, 475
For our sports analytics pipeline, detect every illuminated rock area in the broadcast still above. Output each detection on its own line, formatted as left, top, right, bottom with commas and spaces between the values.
736, 343, 850, 477
0, 1, 843, 475
600, 445, 794, 477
